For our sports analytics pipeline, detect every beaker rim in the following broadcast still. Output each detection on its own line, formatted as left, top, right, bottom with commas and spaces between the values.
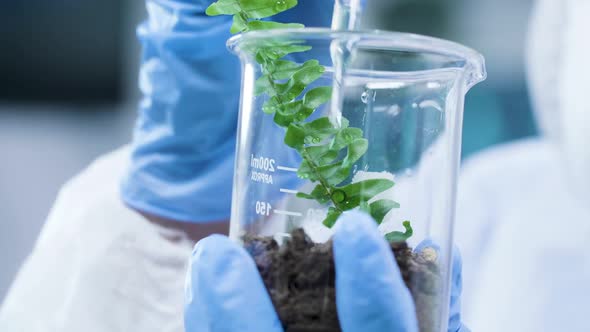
228, 28, 487, 89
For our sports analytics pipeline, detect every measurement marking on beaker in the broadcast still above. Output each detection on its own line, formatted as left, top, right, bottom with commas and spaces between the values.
277, 166, 298, 172
279, 188, 298, 194
273, 210, 303, 217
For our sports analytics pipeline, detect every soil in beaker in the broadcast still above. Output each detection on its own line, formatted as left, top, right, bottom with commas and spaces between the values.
244, 229, 442, 332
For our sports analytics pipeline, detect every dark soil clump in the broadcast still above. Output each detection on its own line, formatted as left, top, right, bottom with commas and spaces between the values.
244, 229, 442, 332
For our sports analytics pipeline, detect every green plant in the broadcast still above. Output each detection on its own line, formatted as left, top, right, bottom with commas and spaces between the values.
206, 0, 412, 242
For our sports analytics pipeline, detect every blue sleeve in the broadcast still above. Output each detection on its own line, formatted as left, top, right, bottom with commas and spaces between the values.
121, 0, 240, 222
121, 0, 334, 223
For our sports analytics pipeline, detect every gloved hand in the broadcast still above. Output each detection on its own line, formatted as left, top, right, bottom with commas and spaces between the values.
120, 0, 240, 222
120, 0, 334, 223
184, 211, 469, 331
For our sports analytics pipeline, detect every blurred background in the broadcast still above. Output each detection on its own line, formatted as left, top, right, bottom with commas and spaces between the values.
0, 0, 536, 301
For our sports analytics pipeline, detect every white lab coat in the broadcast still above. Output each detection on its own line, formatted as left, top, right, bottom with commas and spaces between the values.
0, 146, 193, 332
456, 138, 590, 331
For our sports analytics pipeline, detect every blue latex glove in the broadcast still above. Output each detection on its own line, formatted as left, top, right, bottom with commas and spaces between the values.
120, 0, 333, 223
185, 211, 469, 332
120, 0, 239, 222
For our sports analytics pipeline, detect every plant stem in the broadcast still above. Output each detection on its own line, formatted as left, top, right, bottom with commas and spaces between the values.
265, 57, 344, 213
300, 148, 343, 212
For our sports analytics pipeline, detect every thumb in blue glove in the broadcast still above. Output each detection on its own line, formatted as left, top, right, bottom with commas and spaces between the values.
333, 211, 418, 331
184, 234, 283, 332
333, 213, 468, 331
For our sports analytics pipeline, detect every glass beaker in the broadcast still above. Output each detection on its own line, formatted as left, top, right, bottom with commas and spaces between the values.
228, 29, 486, 332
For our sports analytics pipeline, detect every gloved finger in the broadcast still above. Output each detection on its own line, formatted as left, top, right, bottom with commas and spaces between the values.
414, 240, 464, 332
184, 235, 283, 332
333, 211, 418, 332
448, 247, 464, 332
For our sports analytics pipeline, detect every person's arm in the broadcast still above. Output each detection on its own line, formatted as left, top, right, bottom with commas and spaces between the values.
121, 0, 240, 232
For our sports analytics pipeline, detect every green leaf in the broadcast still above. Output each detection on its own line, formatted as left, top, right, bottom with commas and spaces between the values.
292, 61, 325, 85
284, 123, 306, 149
273, 111, 290, 127
339, 117, 350, 129
296, 184, 330, 204
304, 116, 333, 131
259, 61, 323, 101
275, 60, 322, 100
273, 101, 310, 127
337, 179, 395, 210
255, 50, 269, 65
239, 0, 298, 19
230, 14, 248, 34
207, 0, 298, 21
331, 127, 363, 150
269, 60, 300, 80
325, 166, 351, 186
252, 42, 312, 63
260, 44, 312, 60
322, 207, 342, 228
369, 199, 400, 224
255, 75, 274, 96
343, 138, 368, 168
293, 106, 315, 122
262, 97, 282, 114
206, 0, 241, 16
247, 21, 304, 31
359, 200, 371, 214
276, 44, 313, 58
303, 87, 332, 109
306, 145, 338, 164
296, 160, 348, 186
315, 162, 344, 181
296, 159, 315, 180
279, 81, 306, 101
301, 117, 338, 143
285, 117, 337, 149
385, 221, 413, 243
